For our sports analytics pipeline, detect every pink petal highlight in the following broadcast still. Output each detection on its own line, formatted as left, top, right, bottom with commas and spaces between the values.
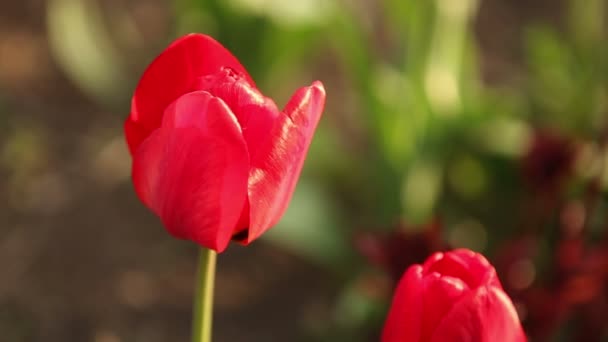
243, 81, 326, 243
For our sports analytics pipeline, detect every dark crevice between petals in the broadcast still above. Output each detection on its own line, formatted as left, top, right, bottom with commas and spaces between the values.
232, 229, 249, 242
230, 199, 251, 244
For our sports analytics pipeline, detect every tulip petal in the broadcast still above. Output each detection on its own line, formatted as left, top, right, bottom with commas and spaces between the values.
430, 286, 527, 342
421, 274, 469, 341
132, 91, 249, 252
126, 34, 255, 154
382, 265, 425, 342
423, 249, 503, 290
193, 67, 280, 157
241, 81, 326, 243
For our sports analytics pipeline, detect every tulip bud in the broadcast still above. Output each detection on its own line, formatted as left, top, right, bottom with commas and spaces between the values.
125, 34, 325, 252
382, 249, 526, 342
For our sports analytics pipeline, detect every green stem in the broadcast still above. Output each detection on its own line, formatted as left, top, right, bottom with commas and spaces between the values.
192, 248, 217, 342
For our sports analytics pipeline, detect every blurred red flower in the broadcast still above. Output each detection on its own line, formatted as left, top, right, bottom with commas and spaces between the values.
354, 219, 444, 283
124, 34, 325, 252
521, 129, 577, 194
382, 249, 526, 342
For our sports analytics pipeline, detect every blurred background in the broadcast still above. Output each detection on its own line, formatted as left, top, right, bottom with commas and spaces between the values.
1, 0, 607, 341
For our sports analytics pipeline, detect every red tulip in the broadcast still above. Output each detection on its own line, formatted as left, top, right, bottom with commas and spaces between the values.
382, 249, 526, 342
125, 34, 325, 252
